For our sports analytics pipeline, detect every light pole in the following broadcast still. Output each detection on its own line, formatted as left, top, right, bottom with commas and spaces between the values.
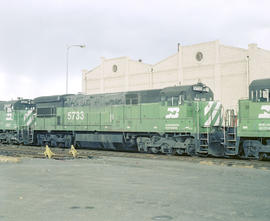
66, 44, 86, 94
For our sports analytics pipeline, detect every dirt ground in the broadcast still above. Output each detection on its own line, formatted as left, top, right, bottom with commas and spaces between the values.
0, 155, 270, 221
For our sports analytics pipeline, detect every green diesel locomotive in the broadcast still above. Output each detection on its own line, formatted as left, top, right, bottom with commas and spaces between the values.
33, 82, 224, 156
1, 79, 269, 160
224, 78, 270, 159
0, 99, 34, 144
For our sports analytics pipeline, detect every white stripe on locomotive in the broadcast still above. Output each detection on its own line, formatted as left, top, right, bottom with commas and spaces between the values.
204, 102, 221, 127
204, 101, 214, 116
24, 109, 34, 121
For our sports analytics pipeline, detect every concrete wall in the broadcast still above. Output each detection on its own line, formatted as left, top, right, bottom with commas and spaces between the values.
151, 54, 179, 89
82, 57, 151, 94
82, 41, 270, 111
248, 44, 270, 82
218, 44, 248, 109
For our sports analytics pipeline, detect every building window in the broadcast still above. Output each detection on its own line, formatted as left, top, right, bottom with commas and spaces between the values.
112, 65, 118, 72
196, 52, 203, 62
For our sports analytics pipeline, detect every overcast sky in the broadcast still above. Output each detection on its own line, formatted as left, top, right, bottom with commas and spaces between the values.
0, 0, 269, 100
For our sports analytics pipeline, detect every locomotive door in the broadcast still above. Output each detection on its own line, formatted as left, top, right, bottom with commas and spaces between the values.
124, 104, 140, 131
124, 93, 140, 131
110, 105, 124, 130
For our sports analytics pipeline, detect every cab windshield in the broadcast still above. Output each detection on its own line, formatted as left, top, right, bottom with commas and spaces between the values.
251, 89, 270, 102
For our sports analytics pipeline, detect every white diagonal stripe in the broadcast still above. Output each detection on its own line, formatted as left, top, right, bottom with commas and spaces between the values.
26, 116, 34, 126
214, 115, 220, 126
204, 101, 214, 116
211, 102, 221, 122
204, 102, 221, 127
204, 117, 211, 127
24, 109, 34, 121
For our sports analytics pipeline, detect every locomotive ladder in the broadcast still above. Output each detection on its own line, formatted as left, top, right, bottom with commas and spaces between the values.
196, 101, 209, 155
224, 109, 237, 155
199, 127, 209, 154
20, 126, 34, 144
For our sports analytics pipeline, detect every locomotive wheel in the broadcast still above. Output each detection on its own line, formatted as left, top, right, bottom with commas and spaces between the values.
259, 153, 266, 161
244, 145, 257, 159
149, 147, 159, 154
243, 140, 262, 159
161, 143, 171, 154
138, 142, 147, 152
171, 149, 177, 155
187, 145, 195, 156
176, 149, 185, 155
244, 146, 250, 158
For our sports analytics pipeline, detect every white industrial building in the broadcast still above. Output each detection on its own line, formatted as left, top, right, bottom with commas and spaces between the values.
82, 40, 270, 110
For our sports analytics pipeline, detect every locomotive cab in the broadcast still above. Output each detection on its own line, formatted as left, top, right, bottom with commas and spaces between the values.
161, 82, 214, 106
249, 78, 270, 103
236, 78, 270, 159
192, 83, 213, 101
159, 83, 223, 157
0, 98, 34, 144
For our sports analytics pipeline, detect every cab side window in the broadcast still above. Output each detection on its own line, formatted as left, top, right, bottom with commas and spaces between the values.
125, 94, 139, 105
161, 96, 166, 106
256, 89, 270, 102
167, 96, 179, 106
251, 90, 254, 102
252, 89, 270, 102
262, 89, 269, 102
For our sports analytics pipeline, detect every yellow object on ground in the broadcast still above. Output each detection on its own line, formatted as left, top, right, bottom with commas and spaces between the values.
199, 161, 214, 166
69, 145, 78, 158
44, 145, 55, 159
0, 155, 20, 163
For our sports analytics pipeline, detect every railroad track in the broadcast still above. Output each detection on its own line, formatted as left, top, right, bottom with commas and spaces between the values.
1, 144, 270, 170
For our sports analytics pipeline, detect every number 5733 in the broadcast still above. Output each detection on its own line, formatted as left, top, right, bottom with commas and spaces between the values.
67, 111, 84, 120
